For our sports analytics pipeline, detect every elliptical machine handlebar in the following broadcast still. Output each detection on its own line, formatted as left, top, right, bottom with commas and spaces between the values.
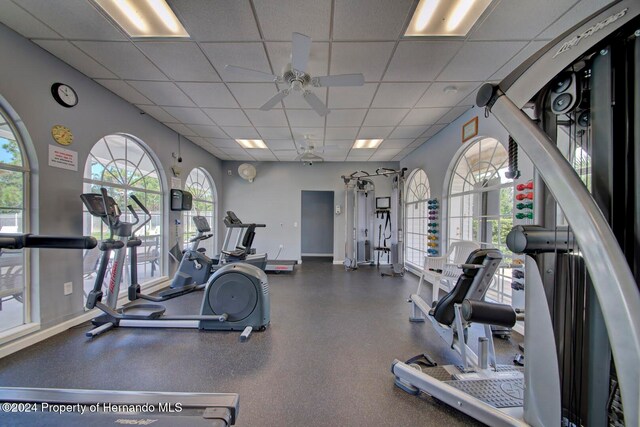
128, 194, 152, 236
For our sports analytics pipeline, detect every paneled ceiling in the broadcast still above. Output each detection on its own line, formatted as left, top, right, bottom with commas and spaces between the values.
0, 0, 612, 162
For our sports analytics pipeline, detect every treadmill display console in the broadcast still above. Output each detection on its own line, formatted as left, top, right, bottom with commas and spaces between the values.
192, 216, 211, 233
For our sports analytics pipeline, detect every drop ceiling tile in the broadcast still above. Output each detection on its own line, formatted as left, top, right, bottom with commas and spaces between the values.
326, 109, 367, 127
436, 106, 473, 125
537, 0, 612, 40
256, 127, 292, 139
227, 83, 279, 108
18, 0, 125, 40
203, 109, 251, 127
0, 1, 60, 39
291, 127, 324, 139
251, 151, 278, 161
267, 41, 328, 82
333, 0, 414, 40
136, 105, 177, 123
470, 0, 577, 41
322, 141, 352, 152
201, 43, 271, 82
220, 147, 250, 155
357, 127, 395, 139
490, 41, 549, 81
380, 139, 413, 149
265, 140, 296, 150
164, 122, 198, 136
127, 81, 195, 107
400, 108, 449, 126
207, 138, 239, 148
177, 83, 238, 108
96, 79, 151, 105
274, 150, 299, 160
221, 127, 260, 139
245, 109, 289, 127
162, 107, 213, 125
74, 42, 165, 80
281, 88, 327, 109
324, 127, 358, 139
328, 84, 377, 108
371, 83, 429, 108
363, 109, 409, 127
346, 152, 374, 161
389, 126, 429, 139
170, 0, 260, 41
34, 40, 116, 79
187, 136, 208, 146
384, 41, 462, 82
437, 42, 527, 82
330, 42, 395, 81
286, 109, 325, 128
416, 83, 482, 108
324, 155, 348, 162
135, 42, 219, 82
188, 125, 228, 138
421, 124, 447, 139
370, 148, 402, 160
253, 0, 331, 40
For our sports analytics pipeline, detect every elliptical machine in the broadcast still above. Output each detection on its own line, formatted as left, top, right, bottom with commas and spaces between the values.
169, 212, 267, 290
81, 188, 270, 340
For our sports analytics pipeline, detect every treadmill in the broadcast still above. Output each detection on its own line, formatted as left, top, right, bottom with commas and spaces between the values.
0, 387, 238, 427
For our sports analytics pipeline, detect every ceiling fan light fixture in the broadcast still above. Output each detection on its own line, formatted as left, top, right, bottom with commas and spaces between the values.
236, 139, 267, 149
353, 139, 383, 149
405, 0, 492, 37
94, 0, 189, 38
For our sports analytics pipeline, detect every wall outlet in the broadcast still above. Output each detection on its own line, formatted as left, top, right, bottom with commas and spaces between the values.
63, 282, 73, 296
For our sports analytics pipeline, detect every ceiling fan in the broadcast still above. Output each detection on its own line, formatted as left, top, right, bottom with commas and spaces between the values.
295, 136, 325, 165
224, 32, 365, 117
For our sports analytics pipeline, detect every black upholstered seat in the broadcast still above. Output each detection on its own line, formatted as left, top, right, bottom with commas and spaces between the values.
431, 248, 503, 326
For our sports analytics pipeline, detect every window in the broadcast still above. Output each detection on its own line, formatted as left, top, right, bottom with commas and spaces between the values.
0, 107, 29, 334
183, 168, 216, 255
447, 137, 514, 304
82, 134, 164, 296
405, 169, 431, 269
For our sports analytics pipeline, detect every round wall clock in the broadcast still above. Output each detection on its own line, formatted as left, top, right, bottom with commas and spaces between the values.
51, 83, 78, 108
51, 125, 73, 146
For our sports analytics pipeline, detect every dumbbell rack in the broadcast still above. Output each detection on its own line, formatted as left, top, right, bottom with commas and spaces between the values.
515, 180, 534, 221
426, 198, 439, 256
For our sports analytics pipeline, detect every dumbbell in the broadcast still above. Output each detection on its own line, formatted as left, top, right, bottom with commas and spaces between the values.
511, 281, 525, 291
427, 249, 438, 255
428, 223, 438, 227
428, 216, 438, 220
427, 235, 437, 240
428, 229, 438, 234
516, 181, 534, 191
515, 192, 534, 201
427, 242, 438, 248
516, 212, 533, 219
429, 210, 438, 215
516, 202, 533, 210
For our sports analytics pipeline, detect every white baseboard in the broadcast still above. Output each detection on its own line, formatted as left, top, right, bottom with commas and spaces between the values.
333, 260, 344, 265
0, 278, 170, 359
301, 253, 333, 257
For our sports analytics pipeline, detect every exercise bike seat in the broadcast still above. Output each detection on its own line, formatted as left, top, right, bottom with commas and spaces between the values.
431, 248, 503, 326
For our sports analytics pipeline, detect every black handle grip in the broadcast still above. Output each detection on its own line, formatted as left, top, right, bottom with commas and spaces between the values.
130, 194, 150, 215
0, 233, 98, 250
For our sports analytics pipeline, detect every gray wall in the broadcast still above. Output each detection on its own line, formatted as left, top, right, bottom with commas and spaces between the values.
221, 161, 398, 262
0, 23, 224, 329
301, 191, 334, 255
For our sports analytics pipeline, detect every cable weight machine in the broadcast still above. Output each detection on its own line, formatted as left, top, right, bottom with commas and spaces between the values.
341, 168, 407, 276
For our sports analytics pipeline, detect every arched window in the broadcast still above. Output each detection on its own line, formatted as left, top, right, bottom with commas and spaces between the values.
0, 107, 30, 334
183, 168, 216, 255
405, 169, 431, 269
447, 137, 514, 303
82, 134, 164, 295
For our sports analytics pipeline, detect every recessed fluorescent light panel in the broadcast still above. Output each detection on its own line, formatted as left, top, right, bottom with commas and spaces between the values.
405, 0, 492, 37
94, 0, 189, 38
236, 139, 267, 149
353, 139, 383, 149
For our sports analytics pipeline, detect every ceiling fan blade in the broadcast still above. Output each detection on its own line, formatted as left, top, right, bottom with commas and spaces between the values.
291, 32, 312, 73
314, 73, 365, 87
303, 91, 330, 116
259, 90, 289, 111
224, 64, 279, 82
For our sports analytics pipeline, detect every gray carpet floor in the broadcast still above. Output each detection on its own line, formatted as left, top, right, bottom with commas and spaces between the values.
0, 258, 522, 426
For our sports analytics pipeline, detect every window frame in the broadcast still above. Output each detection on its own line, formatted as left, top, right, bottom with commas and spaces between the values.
404, 168, 431, 270
182, 168, 217, 255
